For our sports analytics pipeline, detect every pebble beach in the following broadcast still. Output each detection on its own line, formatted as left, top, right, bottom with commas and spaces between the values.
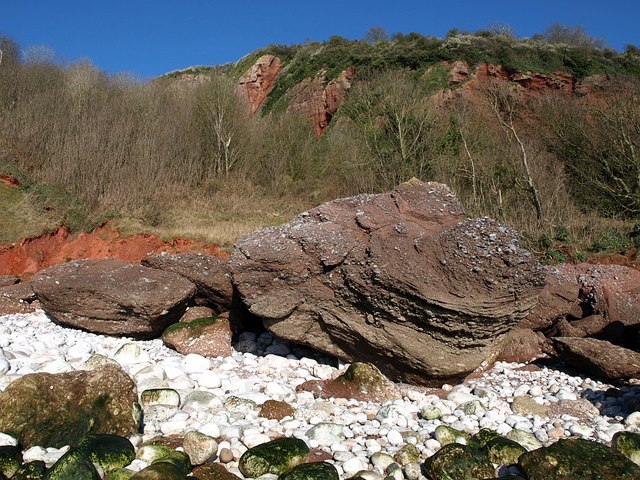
1, 310, 639, 479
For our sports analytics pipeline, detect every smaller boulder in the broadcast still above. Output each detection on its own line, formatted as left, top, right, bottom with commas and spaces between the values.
182, 431, 218, 466
519, 438, 640, 479
161, 317, 232, 357
191, 462, 241, 479
279, 461, 340, 480
45, 449, 100, 480
180, 306, 216, 323
129, 462, 188, 479
546, 337, 640, 380
422, 443, 494, 480
76, 434, 135, 473
239, 437, 309, 478
496, 328, 545, 363
259, 400, 296, 420
297, 362, 401, 403
0, 445, 20, 478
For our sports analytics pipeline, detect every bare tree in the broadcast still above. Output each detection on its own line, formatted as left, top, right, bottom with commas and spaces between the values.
485, 82, 543, 220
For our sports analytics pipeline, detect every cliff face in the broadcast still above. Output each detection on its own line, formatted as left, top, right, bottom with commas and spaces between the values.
234, 55, 611, 135
237, 54, 282, 114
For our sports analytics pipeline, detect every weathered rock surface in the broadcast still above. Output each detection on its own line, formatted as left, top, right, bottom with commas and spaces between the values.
238, 54, 282, 114
142, 252, 232, 311
0, 275, 19, 287
231, 180, 544, 385
239, 437, 309, 478
161, 317, 233, 357
0, 365, 139, 448
546, 337, 640, 380
496, 328, 545, 363
520, 263, 640, 348
31, 258, 196, 338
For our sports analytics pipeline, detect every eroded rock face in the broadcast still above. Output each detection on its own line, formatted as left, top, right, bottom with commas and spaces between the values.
231, 180, 544, 385
0, 366, 139, 449
31, 258, 196, 338
238, 54, 283, 114
288, 67, 356, 137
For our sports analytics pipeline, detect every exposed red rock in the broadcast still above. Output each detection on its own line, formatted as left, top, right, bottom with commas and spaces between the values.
288, 67, 356, 137
0, 224, 226, 279
0, 174, 19, 188
447, 60, 471, 85
511, 71, 574, 93
238, 54, 283, 114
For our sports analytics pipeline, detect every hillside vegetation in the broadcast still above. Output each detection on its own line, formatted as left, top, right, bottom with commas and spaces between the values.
1, 26, 639, 263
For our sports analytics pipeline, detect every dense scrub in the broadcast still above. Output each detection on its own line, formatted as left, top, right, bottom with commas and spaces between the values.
0, 30, 639, 262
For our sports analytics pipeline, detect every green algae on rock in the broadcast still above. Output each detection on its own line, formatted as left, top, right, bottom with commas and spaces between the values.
129, 462, 189, 479
0, 366, 139, 449
12, 460, 46, 480
44, 448, 100, 480
105, 467, 135, 480
279, 461, 340, 480
239, 437, 309, 477
612, 431, 640, 466
424, 443, 495, 480
77, 434, 135, 473
483, 437, 527, 466
519, 438, 640, 479
422, 443, 495, 480
393, 443, 421, 466
0, 445, 21, 478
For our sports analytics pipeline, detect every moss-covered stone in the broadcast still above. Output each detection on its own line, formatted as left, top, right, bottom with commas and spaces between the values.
105, 467, 135, 480
77, 434, 135, 472
12, 461, 47, 480
150, 450, 191, 475
279, 461, 339, 480
140, 388, 180, 407
511, 395, 549, 417
44, 448, 100, 480
0, 367, 139, 448
434, 425, 471, 446
468, 428, 502, 449
422, 443, 495, 480
238, 437, 309, 477
0, 445, 21, 478
162, 316, 220, 336
136, 444, 177, 464
612, 431, 640, 466
484, 437, 526, 466
129, 462, 188, 479
519, 438, 640, 479
393, 443, 420, 466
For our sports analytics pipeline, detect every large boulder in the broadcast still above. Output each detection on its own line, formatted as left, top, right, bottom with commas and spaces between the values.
141, 252, 233, 311
31, 258, 196, 338
0, 365, 139, 448
230, 180, 544, 385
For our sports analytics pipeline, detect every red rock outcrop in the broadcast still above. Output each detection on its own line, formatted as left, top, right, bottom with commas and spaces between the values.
238, 54, 283, 114
288, 67, 356, 137
511, 71, 574, 93
0, 224, 225, 279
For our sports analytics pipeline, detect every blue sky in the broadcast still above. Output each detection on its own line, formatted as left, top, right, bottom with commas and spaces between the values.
2, 1, 639, 79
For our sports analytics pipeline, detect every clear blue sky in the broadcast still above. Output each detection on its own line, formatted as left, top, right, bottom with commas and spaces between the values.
2, 1, 639, 79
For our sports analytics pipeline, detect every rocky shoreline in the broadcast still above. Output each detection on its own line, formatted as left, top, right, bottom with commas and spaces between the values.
0, 310, 639, 478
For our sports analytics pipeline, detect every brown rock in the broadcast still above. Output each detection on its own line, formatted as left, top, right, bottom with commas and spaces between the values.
180, 306, 216, 323
238, 54, 282, 114
259, 400, 296, 420
496, 328, 545, 363
0, 275, 19, 287
575, 73, 610, 96
0, 282, 36, 314
31, 258, 196, 338
512, 71, 574, 93
162, 317, 233, 357
231, 180, 544, 385
0, 365, 139, 448
297, 362, 402, 402
547, 337, 640, 380
142, 252, 233, 311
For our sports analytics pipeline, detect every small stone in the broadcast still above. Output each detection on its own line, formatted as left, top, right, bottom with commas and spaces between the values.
183, 430, 218, 465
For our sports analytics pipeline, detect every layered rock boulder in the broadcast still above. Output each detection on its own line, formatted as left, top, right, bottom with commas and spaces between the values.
31, 258, 196, 338
141, 252, 233, 311
230, 180, 544, 385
